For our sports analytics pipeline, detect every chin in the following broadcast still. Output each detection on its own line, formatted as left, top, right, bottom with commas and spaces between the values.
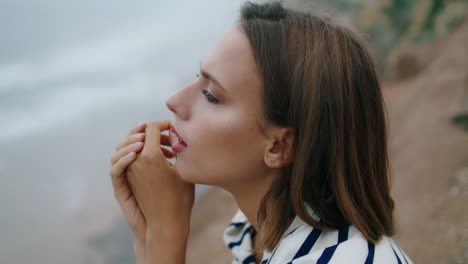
174, 162, 221, 186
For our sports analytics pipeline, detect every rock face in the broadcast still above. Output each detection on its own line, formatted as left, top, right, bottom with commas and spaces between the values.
381, 20, 468, 263
185, 3, 468, 263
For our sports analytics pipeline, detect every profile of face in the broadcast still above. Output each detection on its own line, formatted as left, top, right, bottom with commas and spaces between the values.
165, 23, 284, 190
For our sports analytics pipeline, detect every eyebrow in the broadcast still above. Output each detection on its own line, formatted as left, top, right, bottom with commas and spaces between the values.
199, 61, 226, 93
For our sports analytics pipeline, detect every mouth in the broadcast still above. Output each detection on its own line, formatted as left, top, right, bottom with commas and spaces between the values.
170, 124, 188, 153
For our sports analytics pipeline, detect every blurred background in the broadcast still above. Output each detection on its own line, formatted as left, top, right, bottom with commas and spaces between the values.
0, 0, 467, 263
0, 0, 243, 263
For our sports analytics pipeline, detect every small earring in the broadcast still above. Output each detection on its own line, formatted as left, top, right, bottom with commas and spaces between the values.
267, 156, 276, 164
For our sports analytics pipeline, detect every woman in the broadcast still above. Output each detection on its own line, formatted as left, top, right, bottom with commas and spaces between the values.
109, 2, 413, 263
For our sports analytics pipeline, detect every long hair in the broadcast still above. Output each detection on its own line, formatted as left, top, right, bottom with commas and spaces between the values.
238, 1, 395, 251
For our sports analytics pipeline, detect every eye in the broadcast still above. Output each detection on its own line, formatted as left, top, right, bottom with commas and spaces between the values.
201, 89, 220, 104
196, 73, 220, 104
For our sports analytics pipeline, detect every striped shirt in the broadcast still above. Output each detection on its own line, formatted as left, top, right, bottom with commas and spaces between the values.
223, 206, 413, 264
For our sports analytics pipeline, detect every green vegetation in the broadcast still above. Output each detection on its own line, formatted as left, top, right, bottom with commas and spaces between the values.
383, 0, 416, 33
413, 0, 448, 42
286, 0, 468, 76
452, 112, 468, 132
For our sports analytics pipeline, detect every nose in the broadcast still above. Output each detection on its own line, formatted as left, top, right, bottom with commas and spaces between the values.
165, 94, 176, 114
165, 93, 179, 117
165, 86, 191, 120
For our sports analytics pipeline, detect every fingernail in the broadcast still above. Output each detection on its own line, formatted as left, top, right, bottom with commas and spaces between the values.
134, 133, 144, 140
137, 121, 146, 127
125, 152, 135, 160
131, 142, 143, 150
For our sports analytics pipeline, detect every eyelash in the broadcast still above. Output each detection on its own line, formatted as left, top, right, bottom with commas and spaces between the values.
196, 73, 220, 104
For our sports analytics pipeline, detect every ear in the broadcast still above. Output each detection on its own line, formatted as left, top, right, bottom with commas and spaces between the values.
264, 127, 295, 168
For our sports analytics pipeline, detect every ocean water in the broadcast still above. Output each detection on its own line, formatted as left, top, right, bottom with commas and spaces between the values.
0, 0, 244, 263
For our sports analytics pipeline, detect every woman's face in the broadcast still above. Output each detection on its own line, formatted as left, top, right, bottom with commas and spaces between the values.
165, 23, 271, 188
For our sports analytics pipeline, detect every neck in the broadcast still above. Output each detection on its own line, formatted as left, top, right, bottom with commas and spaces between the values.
225, 169, 280, 231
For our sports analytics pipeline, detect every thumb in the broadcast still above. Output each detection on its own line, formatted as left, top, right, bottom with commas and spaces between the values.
142, 120, 172, 156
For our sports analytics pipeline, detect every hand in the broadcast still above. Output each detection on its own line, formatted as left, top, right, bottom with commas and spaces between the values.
126, 120, 195, 237
109, 122, 175, 243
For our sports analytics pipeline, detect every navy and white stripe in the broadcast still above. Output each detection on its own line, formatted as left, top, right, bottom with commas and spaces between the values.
223, 208, 413, 264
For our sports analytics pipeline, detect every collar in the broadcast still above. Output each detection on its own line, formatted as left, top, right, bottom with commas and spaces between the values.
223, 202, 320, 262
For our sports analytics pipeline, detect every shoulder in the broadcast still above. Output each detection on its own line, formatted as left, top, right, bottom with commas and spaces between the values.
223, 209, 413, 264
269, 224, 413, 264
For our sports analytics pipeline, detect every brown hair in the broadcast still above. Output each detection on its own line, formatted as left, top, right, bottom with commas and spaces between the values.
237, 1, 395, 251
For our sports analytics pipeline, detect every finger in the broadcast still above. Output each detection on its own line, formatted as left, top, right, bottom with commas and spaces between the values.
110, 152, 136, 180
111, 141, 144, 165
128, 122, 147, 136
110, 152, 137, 202
116, 133, 146, 151
161, 146, 175, 159
142, 120, 173, 155
115, 133, 171, 152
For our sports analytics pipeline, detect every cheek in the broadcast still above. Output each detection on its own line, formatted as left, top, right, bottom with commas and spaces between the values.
176, 111, 264, 185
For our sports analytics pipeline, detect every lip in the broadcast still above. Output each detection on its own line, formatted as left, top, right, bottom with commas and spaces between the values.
170, 124, 187, 145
